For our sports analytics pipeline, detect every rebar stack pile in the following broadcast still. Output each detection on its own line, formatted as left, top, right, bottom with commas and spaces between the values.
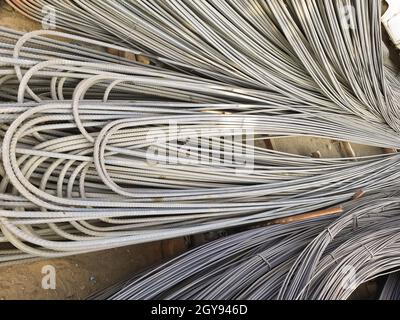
90, 193, 400, 300
1, 0, 400, 299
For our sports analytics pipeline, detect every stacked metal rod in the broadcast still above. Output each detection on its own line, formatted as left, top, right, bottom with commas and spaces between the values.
0, 0, 400, 281
89, 215, 338, 300
0, 26, 397, 264
89, 193, 400, 300
7, 0, 398, 126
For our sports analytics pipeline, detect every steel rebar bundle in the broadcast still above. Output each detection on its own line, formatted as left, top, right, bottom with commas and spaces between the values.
89, 194, 400, 300
7, 0, 400, 127
1, 0, 400, 276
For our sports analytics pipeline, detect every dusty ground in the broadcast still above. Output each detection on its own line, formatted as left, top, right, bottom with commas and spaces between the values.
0, 239, 187, 300
0, 0, 39, 31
